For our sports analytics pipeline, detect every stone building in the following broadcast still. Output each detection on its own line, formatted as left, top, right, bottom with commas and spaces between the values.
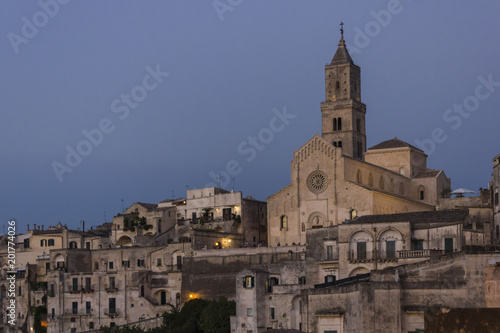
45, 244, 185, 333
0, 223, 111, 332
492, 153, 500, 243
111, 187, 266, 250
302, 251, 500, 333
267, 32, 451, 247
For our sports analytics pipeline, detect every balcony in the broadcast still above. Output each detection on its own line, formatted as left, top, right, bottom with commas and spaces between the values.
105, 285, 119, 293
321, 255, 339, 263
63, 310, 90, 317
104, 308, 119, 317
165, 264, 182, 272
348, 251, 374, 263
398, 249, 443, 259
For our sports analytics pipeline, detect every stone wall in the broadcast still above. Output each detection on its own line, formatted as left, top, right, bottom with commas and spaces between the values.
181, 246, 305, 304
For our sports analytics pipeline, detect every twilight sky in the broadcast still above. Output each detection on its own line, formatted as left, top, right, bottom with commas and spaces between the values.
1, 1, 499, 232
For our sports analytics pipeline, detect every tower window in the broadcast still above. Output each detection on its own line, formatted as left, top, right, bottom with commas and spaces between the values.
333, 118, 342, 131
420, 190, 425, 200
336, 81, 340, 89
357, 118, 361, 132
357, 141, 363, 158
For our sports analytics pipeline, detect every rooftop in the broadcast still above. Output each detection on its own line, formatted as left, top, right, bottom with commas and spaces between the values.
368, 137, 423, 152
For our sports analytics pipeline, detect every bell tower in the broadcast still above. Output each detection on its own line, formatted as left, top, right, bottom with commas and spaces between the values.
321, 23, 366, 159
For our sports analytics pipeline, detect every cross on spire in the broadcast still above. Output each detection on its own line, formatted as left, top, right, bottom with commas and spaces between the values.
340, 21, 344, 37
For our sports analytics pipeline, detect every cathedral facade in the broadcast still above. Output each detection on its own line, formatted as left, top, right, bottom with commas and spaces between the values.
267, 32, 451, 247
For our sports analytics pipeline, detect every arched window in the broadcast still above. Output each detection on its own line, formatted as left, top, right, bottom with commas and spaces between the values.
379, 176, 385, 190
350, 209, 357, 220
333, 118, 337, 131
40, 239, 47, 247
338, 118, 342, 131
368, 173, 374, 187
48, 239, 54, 246
69, 241, 77, 249
356, 170, 362, 184
356, 118, 361, 132
280, 216, 288, 230
301, 223, 305, 232
140, 285, 145, 297
336, 81, 340, 89
418, 185, 425, 200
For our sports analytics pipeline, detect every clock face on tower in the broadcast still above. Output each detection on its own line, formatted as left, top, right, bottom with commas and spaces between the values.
307, 170, 328, 194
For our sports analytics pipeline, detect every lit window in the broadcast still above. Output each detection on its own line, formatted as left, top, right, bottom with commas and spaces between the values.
243, 276, 254, 288
280, 216, 288, 230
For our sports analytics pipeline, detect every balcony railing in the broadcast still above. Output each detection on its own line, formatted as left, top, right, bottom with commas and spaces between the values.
104, 308, 119, 316
64, 310, 90, 316
398, 249, 443, 259
321, 255, 339, 262
348, 251, 374, 263
105, 285, 119, 292
165, 264, 182, 272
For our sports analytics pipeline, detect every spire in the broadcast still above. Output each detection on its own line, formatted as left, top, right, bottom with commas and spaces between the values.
330, 22, 353, 65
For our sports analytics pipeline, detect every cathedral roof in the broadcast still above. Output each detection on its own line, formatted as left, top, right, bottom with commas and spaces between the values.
330, 36, 353, 65
368, 137, 423, 152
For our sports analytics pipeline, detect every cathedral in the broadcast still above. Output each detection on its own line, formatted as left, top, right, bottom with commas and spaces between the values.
267, 29, 451, 247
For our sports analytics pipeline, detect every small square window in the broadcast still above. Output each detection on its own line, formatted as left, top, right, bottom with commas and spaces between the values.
247, 308, 253, 317
108, 262, 114, 270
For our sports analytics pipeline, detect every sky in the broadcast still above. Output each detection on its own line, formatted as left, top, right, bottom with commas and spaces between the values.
1, 1, 499, 233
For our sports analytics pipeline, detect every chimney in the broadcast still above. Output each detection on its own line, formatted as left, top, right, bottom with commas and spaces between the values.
27, 224, 30, 232
82, 221, 85, 232
34, 224, 37, 231
42, 225, 44, 231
